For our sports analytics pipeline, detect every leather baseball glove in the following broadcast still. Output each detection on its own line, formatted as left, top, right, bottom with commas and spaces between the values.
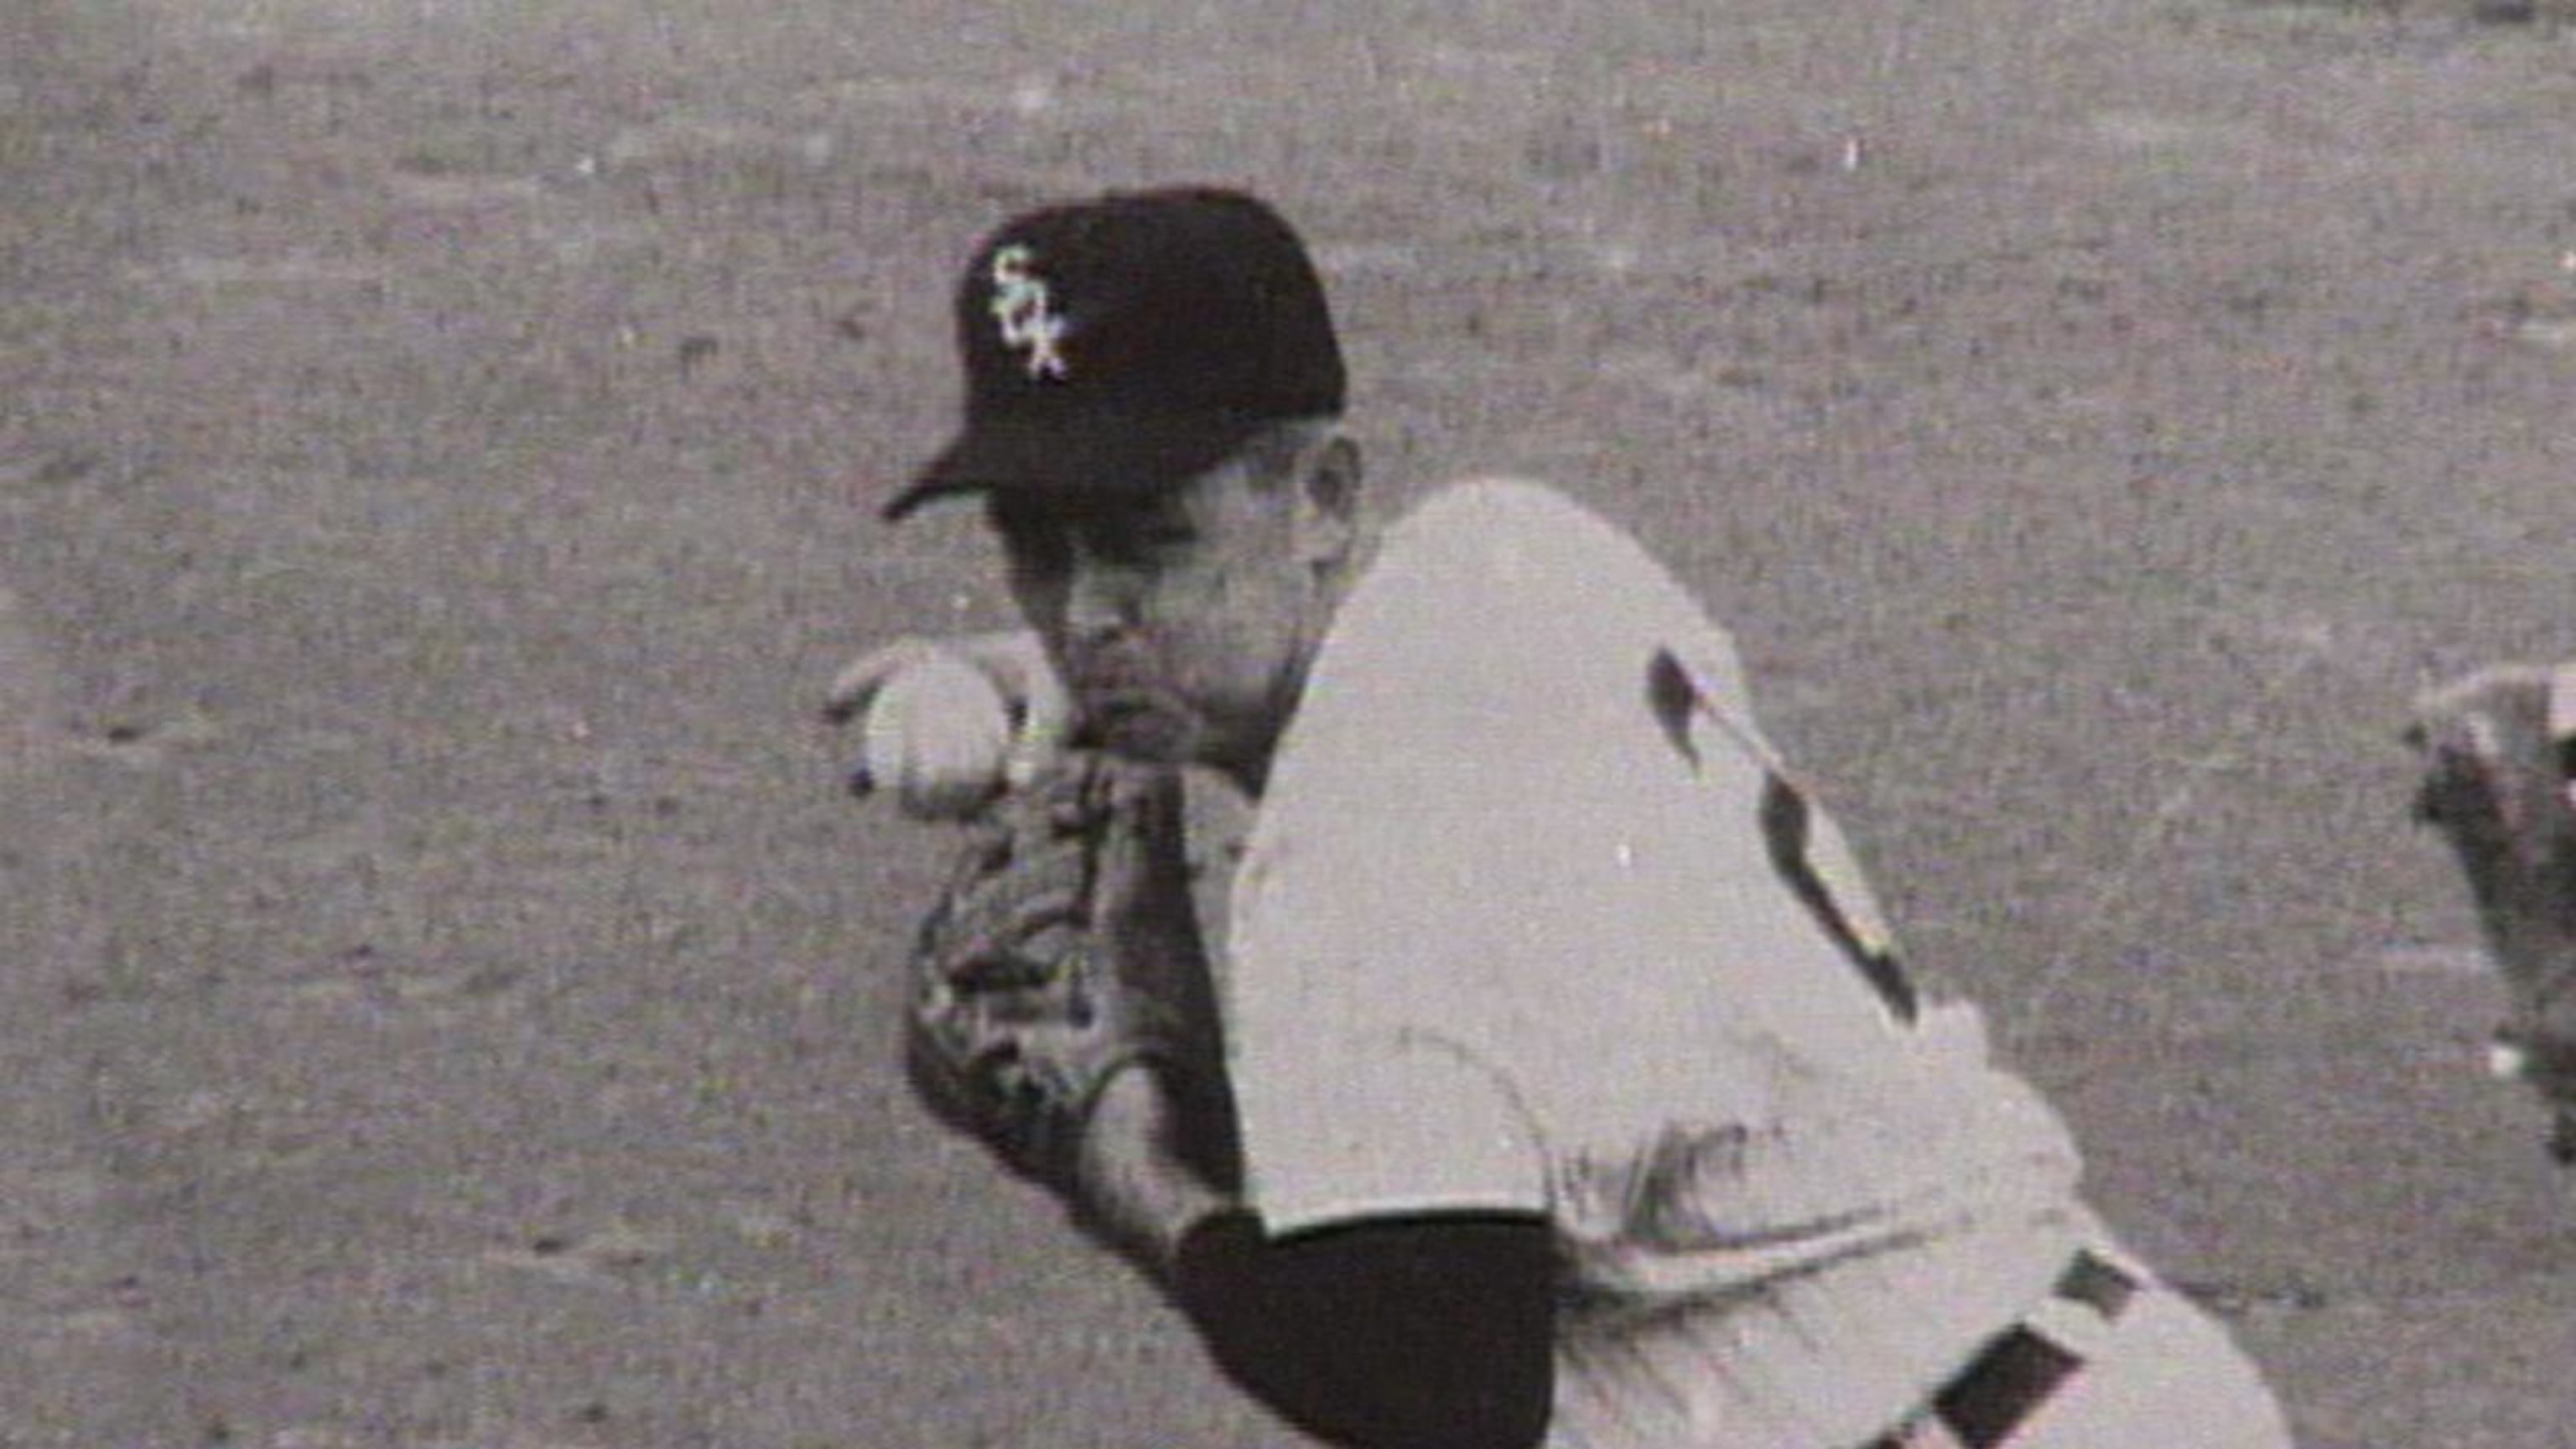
2409, 663, 2576, 1165
904, 751, 1236, 1193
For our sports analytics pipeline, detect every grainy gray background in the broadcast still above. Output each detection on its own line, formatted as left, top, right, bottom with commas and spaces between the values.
5, 1, 2574, 1444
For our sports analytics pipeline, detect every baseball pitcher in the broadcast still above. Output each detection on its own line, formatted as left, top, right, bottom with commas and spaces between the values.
833, 187, 2295, 1449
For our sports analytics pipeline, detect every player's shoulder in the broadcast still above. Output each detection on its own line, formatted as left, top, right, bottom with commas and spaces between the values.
1359, 478, 1707, 646
1373, 477, 1658, 589
1383, 476, 1629, 556
1295, 477, 1742, 771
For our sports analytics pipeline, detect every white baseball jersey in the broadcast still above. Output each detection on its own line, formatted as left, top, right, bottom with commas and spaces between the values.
1221, 480, 2099, 1448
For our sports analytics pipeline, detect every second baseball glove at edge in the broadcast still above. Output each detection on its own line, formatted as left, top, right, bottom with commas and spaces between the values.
2411, 664, 2576, 1165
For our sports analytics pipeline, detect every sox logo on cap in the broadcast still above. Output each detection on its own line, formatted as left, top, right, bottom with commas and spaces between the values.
989, 244, 1069, 381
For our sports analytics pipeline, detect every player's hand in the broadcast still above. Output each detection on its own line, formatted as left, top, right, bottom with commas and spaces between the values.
1088, 761, 1237, 1188
821, 629, 1075, 816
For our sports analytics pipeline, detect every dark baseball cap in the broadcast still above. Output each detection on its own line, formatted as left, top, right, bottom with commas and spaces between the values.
880, 187, 1347, 522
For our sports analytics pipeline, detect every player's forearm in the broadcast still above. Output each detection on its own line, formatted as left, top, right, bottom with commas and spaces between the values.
1075, 1065, 1240, 1278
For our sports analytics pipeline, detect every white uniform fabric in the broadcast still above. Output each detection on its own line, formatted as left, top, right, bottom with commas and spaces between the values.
1220, 480, 2290, 1449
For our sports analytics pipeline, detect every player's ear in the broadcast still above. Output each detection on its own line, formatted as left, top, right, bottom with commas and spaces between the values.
1291, 431, 1361, 572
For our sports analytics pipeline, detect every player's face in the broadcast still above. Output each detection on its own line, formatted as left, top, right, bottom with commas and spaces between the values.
990, 435, 1356, 787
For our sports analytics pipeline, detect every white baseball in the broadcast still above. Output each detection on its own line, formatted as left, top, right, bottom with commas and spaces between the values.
2490, 1039, 2532, 1082
861, 649, 1016, 820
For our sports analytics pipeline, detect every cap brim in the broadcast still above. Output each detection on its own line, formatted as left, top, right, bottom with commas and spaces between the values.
880, 411, 1263, 522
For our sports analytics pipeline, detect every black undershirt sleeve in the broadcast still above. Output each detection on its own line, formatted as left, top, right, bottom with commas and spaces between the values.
1172, 1209, 1557, 1449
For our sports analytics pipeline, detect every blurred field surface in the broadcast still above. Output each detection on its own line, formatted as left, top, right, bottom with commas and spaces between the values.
4, 1, 2574, 1444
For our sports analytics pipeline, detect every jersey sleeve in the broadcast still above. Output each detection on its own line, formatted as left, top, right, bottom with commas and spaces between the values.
1233, 1026, 1546, 1238
1217, 489, 1592, 1237
1223, 760, 1565, 1239
1223, 743, 1561, 1235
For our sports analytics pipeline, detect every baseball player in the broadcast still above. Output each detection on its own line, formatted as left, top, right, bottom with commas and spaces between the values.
834, 187, 2294, 1448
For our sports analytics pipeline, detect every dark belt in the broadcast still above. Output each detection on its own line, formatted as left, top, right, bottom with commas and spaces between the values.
1866, 1249, 2141, 1449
